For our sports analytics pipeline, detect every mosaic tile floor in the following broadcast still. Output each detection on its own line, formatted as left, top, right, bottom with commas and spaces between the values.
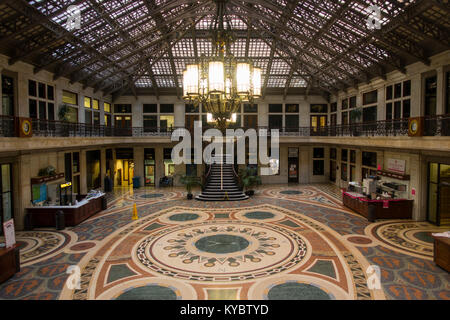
1, 185, 449, 300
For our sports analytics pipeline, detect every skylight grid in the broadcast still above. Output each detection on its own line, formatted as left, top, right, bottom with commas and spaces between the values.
172, 39, 195, 58
290, 76, 307, 87
230, 38, 246, 57
135, 76, 153, 88
270, 59, 290, 74
248, 39, 271, 57
267, 76, 287, 88
155, 76, 175, 87
152, 59, 172, 75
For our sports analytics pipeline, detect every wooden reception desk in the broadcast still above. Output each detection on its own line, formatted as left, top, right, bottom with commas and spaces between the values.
343, 192, 413, 222
27, 194, 106, 228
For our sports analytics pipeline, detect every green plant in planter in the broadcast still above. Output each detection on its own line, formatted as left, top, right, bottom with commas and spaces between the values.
350, 108, 362, 123
179, 175, 202, 199
238, 167, 261, 196
58, 104, 71, 122
38, 166, 56, 177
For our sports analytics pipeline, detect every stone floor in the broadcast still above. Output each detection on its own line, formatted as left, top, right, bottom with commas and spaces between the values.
0, 184, 449, 300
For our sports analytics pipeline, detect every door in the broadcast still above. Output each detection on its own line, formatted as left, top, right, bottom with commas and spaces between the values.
288, 148, 298, 183
428, 163, 450, 226
310, 115, 327, 136
330, 160, 336, 182
244, 115, 257, 129
185, 115, 199, 133
0, 164, 13, 235
144, 160, 155, 186
114, 115, 132, 136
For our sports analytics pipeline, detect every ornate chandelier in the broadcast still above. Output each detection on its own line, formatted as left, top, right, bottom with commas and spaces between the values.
182, 0, 261, 131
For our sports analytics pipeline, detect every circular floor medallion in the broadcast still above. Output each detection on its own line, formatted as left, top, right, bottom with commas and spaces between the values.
135, 221, 308, 282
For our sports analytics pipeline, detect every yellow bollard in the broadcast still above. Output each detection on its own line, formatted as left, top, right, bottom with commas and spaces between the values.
132, 203, 139, 220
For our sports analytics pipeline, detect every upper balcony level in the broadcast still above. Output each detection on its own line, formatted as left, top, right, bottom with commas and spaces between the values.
1, 115, 449, 153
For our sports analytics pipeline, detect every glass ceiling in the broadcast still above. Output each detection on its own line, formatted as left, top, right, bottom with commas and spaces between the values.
0, 0, 447, 97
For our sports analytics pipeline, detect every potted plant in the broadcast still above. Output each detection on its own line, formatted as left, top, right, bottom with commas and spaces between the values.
179, 175, 202, 200
350, 108, 362, 136
238, 167, 261, 196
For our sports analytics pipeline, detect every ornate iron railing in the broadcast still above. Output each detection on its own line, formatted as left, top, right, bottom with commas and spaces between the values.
1, 115, 449, 138
0, 115, 15, 137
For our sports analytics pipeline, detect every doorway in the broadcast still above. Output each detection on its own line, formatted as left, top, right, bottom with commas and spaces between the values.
0, 164, 13, 235
428, 163, 450, 226
144, 148, 155, 186
330, 160, 336, 182
288, 148, 299, 183
114, 115, 132, 136
310, 115, 327, 136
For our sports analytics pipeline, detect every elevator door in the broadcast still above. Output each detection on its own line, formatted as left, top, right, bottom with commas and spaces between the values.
428, 163, 450, 226
288, 148, 299, 183
0, 164, 13, 235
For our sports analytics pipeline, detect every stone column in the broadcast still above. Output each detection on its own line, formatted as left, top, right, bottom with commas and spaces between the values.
133, 146, 144, 187
174, 102, 185, 127
15, 154, 32, 230
155, 146, 164, 187
80, 149, 87, 194
258, 102, 268, 127
100, 148, 106, 189
436, 66, 445, 115
410, 74, 422, 117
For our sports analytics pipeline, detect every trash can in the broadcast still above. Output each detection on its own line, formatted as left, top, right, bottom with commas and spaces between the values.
101, 196, 107, 210
55, 210, 65, 230
104, 176, 112, 192
132, 177, 141, 189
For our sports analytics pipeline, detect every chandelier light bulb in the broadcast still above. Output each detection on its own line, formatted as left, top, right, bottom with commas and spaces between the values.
252, 67, 262, 98
236, 63, 250, 95
208, 61, 225, 93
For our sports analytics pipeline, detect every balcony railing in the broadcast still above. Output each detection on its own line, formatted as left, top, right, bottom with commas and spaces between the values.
0, 115, 448, 138
0, 115, 15, 137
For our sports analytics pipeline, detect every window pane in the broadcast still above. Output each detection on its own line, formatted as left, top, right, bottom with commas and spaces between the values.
350, 150, 356, 163
48, 103, 54, 120
38, 82, 46, 99
403, 80, 411, 97
425, 76, 437, 116
313, 148, 324, 158
143, 104, 157, 113
92, 99, 99, 110
313, 160, 324, 175
93, 112, 100, 125
285, 115, 298, 128
269, 115, 282, 129
39, 101, 46, 119
114, 104, 132, 113
310, 104, 327, 113
394, 101, 401, 119
341, 149, 348, 162
84, 97, 91, 108
363, 106, 377, 123
28, 80, 36, 97
29, 99, 37, 118
342, 99, 348, 110
394, 83, 402, 99
104, 102, 111, 113
330, 148, 336, 160
244, 104, 258, 113
47, 85, 54, 100
160, 104, 174, 113
160, 115, 174, 129
62, 90, 78, 105
286, 104, 299, 113
143, 115, 157, 128
403, 100, 411, 118
386, 103, 392, 120
185, 104, 198, 113
349, 96, 356, 108
386, 85, 393, 100
362, 151, 377, 167
269, 104, 282, 113
85, 110, 92, 124
363, 90, 377, 105
342, 112, 348, 125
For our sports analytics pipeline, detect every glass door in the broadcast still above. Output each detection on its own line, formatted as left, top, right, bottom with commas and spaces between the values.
288, 148, 298, 183
0, 164, 13, 235
310, 115, 327, 136
428, 163, 450, 225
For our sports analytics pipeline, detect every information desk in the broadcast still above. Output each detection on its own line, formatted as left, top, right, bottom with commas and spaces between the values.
26, 193, 106, 228
0, 244, 20, 284
343, 192, 413, 222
